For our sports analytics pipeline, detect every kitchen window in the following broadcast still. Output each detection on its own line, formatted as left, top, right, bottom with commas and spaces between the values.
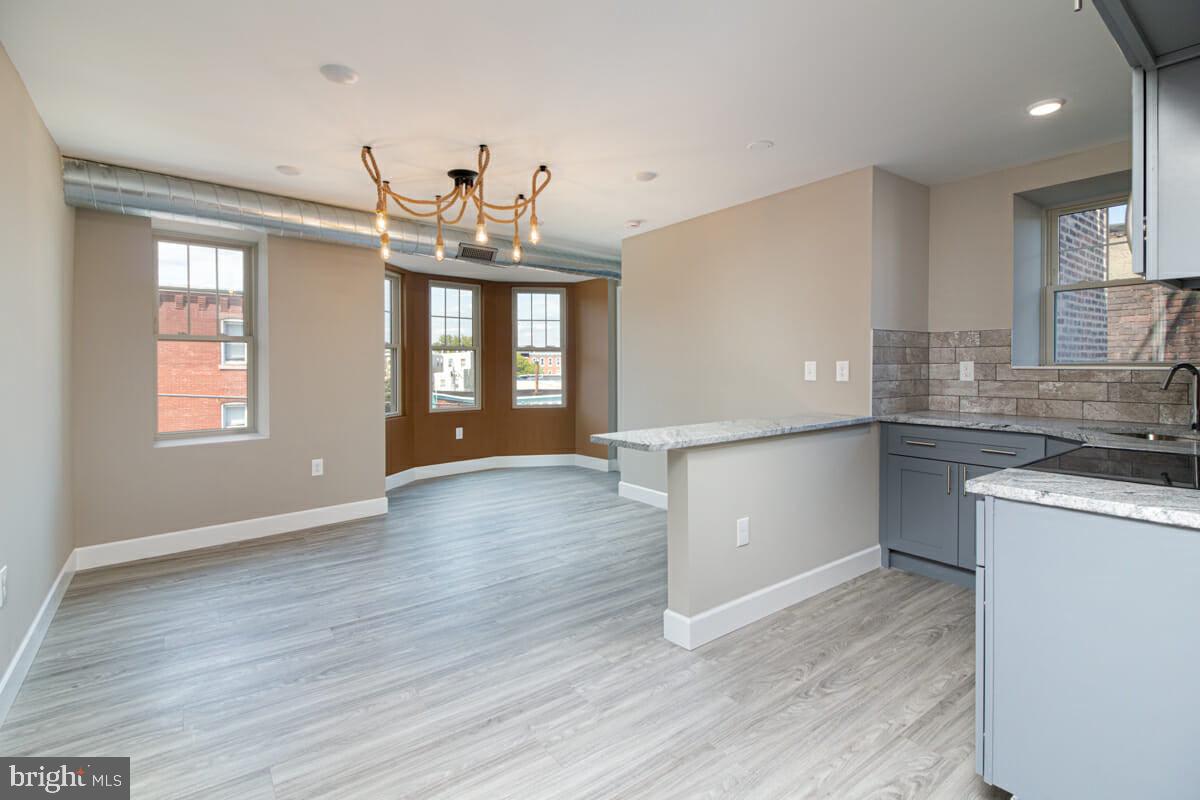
385, 272, 402, 415
1043, 197, 1200, 365
430, 282, 480, 411
513, 287, 565, 408
155, 237, 255, 436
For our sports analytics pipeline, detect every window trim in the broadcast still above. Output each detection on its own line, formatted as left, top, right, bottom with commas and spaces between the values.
429, 280, 482, 413
154, 234, 257, 439
385, 271, 403, 417
511, 286, 567, 409
1039, 194, 1161, 367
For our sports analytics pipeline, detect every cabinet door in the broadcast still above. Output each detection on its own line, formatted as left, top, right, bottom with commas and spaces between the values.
885, 455, 959, 564
958, 464, 998, 569
1154, 56, 1200, 281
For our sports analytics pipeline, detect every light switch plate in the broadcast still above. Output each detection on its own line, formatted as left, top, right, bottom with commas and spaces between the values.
836, 361, 850, 382
959, 360, 975, 382
455, 427, 464, 440
804, 361, 817, 382
311, 458, 324, 477
736, 517, 750, 547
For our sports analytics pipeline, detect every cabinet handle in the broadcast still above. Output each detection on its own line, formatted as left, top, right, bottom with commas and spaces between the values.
905, 439, 938, 448
947, 464, 952, 495
962, 464, 968, 497
980, 447, 1017, 457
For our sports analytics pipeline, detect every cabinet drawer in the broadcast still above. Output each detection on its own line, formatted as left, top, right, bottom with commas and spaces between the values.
885, 424, 1045, 468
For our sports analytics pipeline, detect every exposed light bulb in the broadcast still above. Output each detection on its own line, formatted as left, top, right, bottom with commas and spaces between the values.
529, 218, 541, 244
512, 240, 522, 263
435, 242, 445, 262
379, 232, 390, 261
375, 211, 388, 233
475, 218, 489, 244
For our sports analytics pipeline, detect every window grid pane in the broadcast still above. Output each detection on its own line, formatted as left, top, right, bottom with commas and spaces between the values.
430, 284, 480, 410
157, 238, 254, 435
513, 288, 565, 407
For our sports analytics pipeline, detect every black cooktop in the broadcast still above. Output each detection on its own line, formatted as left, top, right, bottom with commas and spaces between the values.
1024, 446, 1200, 489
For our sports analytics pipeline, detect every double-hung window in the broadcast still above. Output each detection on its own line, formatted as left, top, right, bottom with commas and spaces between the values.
513, 287, 566, 407
155, 237, 255, 436
430, 282, 480, 411
1044, 197, 1200, 365
385, 272, 402, 415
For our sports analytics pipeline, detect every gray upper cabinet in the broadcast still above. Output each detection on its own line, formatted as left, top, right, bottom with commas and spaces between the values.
1095, 0, 1200, 285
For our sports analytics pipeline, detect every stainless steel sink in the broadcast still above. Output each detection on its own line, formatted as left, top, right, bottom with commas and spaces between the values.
1111, 431, 1190, 442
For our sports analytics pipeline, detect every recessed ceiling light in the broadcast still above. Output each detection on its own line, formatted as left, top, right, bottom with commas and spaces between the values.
1027, 98, 1066, 117
275, 165, 302, 176
634, 171, 658, 183
319, 63, 359, 85
746, 139, 775, 151
625, 219, 645, 229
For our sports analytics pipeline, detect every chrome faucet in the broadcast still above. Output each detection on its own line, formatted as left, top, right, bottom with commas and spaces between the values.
1162, 362, 1200, 430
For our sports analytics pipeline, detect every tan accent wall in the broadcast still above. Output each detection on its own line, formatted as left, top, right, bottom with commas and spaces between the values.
0, 44, 76, 674
619, 168, 876, 493
384, 274, 612, 473
72, 211, 385, 547
928, 141, 1131, 331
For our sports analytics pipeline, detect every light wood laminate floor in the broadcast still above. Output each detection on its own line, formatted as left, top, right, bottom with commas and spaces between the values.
1, 467, 1007, 799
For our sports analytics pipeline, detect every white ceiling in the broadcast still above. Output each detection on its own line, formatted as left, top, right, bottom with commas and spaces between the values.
1, 0, 1131, 253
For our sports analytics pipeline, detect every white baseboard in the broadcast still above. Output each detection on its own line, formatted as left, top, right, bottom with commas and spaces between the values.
663, 545, 881, 650
387, 453, 612, 491
0, 551, 76, 728
618, 480, 668, 510
74, 497, 389, 571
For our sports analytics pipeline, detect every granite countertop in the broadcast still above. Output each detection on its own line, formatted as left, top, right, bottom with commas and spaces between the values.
876, 409, 1200, 455
590, 412, 874, 452
964, 467, 1200, 530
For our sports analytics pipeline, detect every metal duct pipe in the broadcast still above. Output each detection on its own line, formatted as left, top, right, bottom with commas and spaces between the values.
61, 158, 621, 280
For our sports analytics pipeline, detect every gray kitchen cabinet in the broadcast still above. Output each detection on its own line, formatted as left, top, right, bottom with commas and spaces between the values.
1093, 1, 1200, 285
885, 455, 960, 565
957, 464, 997, 569
880, 423, 1046, 586
976, 495, 1200, 797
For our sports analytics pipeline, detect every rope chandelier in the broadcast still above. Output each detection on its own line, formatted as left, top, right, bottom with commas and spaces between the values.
361, 145, 551, 263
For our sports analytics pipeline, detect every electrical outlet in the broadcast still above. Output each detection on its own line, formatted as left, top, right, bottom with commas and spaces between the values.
736, 517, 750, 548
836, 360, 850, 382
959, 360, 975, 382
0, 565, 7, 609
455, 427, 464, 440
311, 458, 324, 477
804, 361, 817, 381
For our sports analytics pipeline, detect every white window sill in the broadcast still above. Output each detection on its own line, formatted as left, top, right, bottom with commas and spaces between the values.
154, 432, 268, 448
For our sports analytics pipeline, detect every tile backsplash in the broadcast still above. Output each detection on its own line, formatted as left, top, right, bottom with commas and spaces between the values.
873, 329, 1191, 424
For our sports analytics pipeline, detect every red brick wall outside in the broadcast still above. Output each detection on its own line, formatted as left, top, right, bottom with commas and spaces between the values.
157, 290, 247, 433
1056, 209, 1200, 363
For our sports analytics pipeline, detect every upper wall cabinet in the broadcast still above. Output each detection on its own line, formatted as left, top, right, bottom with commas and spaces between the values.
1094, 0, 1200, 285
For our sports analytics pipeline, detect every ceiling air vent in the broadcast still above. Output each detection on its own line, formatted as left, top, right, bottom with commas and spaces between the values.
456, 243, 499, 263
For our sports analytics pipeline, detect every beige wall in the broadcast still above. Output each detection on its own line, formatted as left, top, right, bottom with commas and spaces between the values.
619, 168, 875, 492
72, 211, 384, 546
871, 167, 930, 331
928, 141, 1130, 331
0, 46, 75, 680
667, 425, 878, 616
